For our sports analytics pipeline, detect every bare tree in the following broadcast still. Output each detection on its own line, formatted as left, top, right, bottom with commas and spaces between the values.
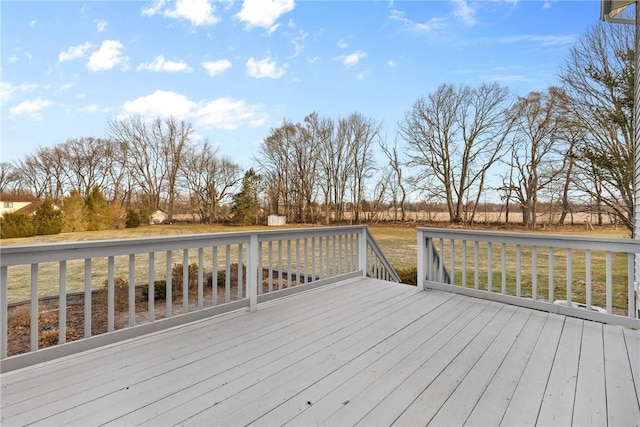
181, 141, 241, 223
0, 162, 20, 194
108, 116, 194, 219
61, 137, 114, 198
505, 87, 569, 229
341, 113, 381, 224
400, 82, 515, 223
380, 138, 407, 221
559, 20, 634, 231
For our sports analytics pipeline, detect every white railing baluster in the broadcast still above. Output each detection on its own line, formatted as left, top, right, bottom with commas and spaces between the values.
268, 241, 273, 293
474, 241, 479, 290
450, 239, 455, 286
238, 244, 243, 299
338, 235, 343, 274
258, 242, 263, 295
59, 261, 67, 344
311, 237, 316, 282
148, 252, 155, 322
84, 259, 91, 338
248, 235, 258, 311
278, 240, 283, 290
165, 251, 172, 318
566, 248, 572, 306
304, 238, 309, 281
288, 240, 293, 286
212, 246, 218, 305
30, 264, 38, 351
532, 246, 538, 300
129, 254, 136, 327
462, 240, 467, 288
549, 247, 554, 303
487, 242, 493, 292
198, 248, 204, 310
439, 238, 445, 283
516, 244, 521, 297
182, 250, 189, 313
501, 244, 506, 295
332, 236, 337, 277
628, 253, 635, 318
107, 256, 115, 332
1, 266, 7, 358
606, 251, 612, 314
585, 249, 592, 310
225, 245, 231, 303
296, 238, 301, 284
326, 236, 331, 278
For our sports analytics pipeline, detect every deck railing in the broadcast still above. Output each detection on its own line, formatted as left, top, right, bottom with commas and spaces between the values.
418, 227, 640, 329
0, 226, 398, 372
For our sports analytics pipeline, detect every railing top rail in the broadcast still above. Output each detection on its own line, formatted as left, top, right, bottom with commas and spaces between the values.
0, 226, 368, 267
417, 227, 640, 253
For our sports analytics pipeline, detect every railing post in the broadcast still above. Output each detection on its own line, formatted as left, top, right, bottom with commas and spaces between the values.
359, 226, 367, 277
417, 229, 426, 290
248, 234, 258, 311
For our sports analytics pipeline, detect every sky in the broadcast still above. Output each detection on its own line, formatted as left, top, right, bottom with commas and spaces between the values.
1, 0, 604, 169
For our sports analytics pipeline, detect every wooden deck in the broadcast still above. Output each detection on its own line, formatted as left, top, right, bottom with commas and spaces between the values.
1, 277, 639, 426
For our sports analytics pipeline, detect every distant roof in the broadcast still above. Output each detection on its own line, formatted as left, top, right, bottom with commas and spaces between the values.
0, 193, 39, 203
13, 201, 43, 216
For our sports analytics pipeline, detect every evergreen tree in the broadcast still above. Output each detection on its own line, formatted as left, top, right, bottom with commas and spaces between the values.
231, 169, 261, 225
33, 198, 64, 235
125, 209, 142, 228
85, 186, 112, 230
62, 189, 88, 232
0, 213, 34, 238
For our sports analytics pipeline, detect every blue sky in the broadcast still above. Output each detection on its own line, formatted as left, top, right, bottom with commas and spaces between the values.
1, 0, 602, 168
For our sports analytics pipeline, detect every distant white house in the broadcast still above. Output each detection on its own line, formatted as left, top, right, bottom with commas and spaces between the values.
150, 209, 169, 224
0, 194, 40, 217
268, 215, 286, 226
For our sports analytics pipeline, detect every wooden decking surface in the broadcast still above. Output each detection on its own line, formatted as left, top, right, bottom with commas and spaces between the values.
1, 277, 639, 426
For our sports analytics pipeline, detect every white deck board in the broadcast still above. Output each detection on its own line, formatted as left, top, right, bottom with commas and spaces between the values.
2, 277, 639, 427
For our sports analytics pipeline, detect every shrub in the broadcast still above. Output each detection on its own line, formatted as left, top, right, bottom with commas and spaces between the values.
125, 209, 141, 228
0, 213, 35, 238
172, 263, 199, 291
396, 267, 417, 286
141, 280, 168, 300
102, 277, 130, 305
33, 198, 64, 235
209, 263, 246, 287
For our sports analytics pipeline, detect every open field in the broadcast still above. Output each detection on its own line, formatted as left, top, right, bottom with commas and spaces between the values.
1, 223, 630, 308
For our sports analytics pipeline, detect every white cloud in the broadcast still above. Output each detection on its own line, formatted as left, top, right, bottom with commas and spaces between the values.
123, 90, 194, 119
290, 30, 308, 58
143, 0, 219, 26
9, 98, 53, 119
0, 82, 15, 103
30, 20, 36, 27
341, 50, 366, 67
78, 104, 102, 113
8, 55, 19, 63
95, 20, 108, 32
389, 9, 447, 33
452, 0, 476, 25
195, 97, 268, 129
87, 40, 129, 71
121, 90, 268, 130
137, 54, 193, 72
201, 59, 232, 76
498, 34, 577, 46
308, 56, 320, 64
246, 57, 285, 79
356, 71, 366, 80
236, 0, 295, 30
387, 59, 398, 68
58, 42, 93, 63
337, 40, 349, 49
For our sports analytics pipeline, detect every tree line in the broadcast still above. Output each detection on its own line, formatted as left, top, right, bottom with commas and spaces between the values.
0, 20, 634, 233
